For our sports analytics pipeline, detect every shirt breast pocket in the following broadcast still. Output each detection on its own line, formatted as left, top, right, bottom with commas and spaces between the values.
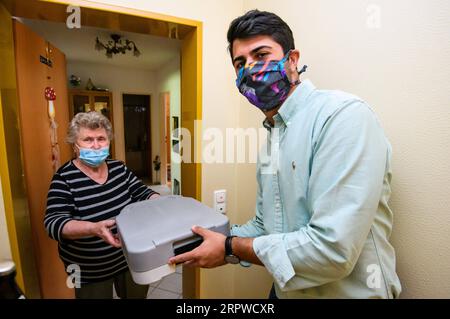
287, 160, 308, 197
281, 159, 310, 227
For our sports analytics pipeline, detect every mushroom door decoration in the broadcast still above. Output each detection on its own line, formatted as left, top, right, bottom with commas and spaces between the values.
44, 87, 61, 173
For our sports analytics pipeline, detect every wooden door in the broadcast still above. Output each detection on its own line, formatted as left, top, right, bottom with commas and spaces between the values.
13, 20, 73, 298
122, 94, 151, 181
159, 92, 171, 185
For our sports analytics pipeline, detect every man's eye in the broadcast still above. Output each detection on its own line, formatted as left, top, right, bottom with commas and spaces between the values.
256, 52, 268, 59
235, 62, 243, 69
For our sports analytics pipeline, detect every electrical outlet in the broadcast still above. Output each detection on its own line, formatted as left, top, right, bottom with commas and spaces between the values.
216, 202, 226, 214
214, 189, 227, 214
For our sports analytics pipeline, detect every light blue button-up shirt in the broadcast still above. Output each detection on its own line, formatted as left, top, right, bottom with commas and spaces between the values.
231, 79, 401, 298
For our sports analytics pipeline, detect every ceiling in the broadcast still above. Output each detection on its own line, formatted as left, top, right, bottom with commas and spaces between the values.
18, 18, 181, 71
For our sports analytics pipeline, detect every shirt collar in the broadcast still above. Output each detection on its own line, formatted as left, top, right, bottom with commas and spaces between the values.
262, 79, 316, 130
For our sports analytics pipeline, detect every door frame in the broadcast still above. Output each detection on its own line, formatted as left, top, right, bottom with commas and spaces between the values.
0, 0, 202, 298
159, 91, 171, 187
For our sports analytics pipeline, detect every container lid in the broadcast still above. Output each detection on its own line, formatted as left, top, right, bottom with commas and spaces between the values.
117, 195, 229, 251
0, 260, 16, 276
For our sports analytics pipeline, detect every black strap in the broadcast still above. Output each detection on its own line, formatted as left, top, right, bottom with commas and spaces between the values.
225, 236, 236, 255
298, 64, 308, 75
290, 65, 308, 87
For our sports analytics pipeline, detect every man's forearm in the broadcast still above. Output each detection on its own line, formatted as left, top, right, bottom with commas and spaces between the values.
233, 237, 263, 266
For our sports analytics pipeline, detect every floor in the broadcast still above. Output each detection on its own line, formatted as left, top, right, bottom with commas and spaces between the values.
147, 265, 183, 299
112, 264, 183, 299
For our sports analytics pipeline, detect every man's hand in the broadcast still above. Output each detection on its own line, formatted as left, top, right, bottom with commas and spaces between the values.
168, 226, 227, 268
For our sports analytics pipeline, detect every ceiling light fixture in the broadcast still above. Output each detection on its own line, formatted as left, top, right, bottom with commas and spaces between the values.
95, 34, 141, 58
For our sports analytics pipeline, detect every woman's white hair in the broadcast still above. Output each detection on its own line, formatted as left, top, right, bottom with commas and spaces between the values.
67, 112, 113, 146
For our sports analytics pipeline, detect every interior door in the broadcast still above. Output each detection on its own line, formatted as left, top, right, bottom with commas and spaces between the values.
123, 94, 151, 182
13, 20, 73, 298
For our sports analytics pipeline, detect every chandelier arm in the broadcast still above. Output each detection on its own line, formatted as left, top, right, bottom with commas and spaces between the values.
96, 34, 140, 57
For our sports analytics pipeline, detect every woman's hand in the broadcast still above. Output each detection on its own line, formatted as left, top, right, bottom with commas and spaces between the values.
91, 219, 121, 248
62, 219, 120, 248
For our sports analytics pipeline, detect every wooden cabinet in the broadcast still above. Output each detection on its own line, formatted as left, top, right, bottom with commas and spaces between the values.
69, 89, 115, 156
69, 89, 113, 122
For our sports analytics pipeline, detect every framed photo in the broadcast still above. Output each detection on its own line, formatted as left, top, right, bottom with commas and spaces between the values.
172, 116, 179, 138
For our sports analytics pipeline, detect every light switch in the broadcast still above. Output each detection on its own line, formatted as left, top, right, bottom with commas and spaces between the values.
215, 191, 226, 203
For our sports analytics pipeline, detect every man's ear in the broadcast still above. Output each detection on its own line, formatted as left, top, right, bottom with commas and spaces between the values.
288, 49, 300, 71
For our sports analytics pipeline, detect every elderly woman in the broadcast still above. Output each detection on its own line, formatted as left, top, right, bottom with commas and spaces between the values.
44, 112, 159, 299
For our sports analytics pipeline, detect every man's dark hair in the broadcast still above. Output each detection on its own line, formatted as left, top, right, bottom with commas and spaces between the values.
227, 9, 295, 59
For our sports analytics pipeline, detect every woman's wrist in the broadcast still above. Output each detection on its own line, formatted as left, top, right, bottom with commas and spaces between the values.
148, 193, 160, 199
88, 221, 100, 237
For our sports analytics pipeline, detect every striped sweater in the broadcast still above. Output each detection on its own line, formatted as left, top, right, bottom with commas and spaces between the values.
44, 159, 158, 284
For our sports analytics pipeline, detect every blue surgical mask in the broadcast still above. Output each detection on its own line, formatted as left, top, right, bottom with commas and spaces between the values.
76, 145, 109, 167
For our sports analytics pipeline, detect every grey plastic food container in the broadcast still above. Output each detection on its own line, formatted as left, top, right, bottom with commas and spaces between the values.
116, 195, 229, 284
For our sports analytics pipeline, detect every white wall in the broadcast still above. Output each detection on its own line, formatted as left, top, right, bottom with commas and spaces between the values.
0, 177, 12, 261
67, 61, 158, 167
89, 0, 450, 299
89, 0, 246, 298
155, 56, 181, 190
242, 0, 450, 298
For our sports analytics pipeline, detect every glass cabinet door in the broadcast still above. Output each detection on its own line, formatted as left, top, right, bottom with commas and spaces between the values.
93, 95, 111, 121
69, 91, 115, 157
72, 94, 91, 115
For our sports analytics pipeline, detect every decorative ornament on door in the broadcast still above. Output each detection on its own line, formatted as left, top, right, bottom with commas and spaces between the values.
45, 87, 61, 173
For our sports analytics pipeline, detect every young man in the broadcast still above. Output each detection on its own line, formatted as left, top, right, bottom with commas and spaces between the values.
169, 10, 401, 299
